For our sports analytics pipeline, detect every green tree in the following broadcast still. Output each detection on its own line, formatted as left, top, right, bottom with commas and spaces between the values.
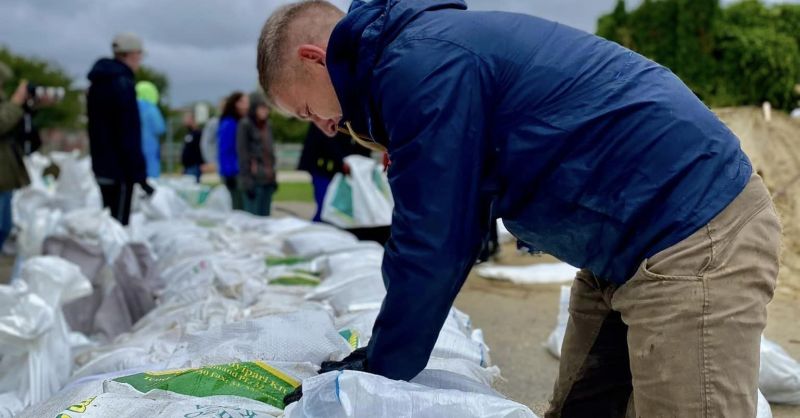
714, 25, 800, 109
596, 0, 800, 110
0, 46, 82, 129
598, 0, 632, 46
674, 0, 719, 99
269, 112, 309, 144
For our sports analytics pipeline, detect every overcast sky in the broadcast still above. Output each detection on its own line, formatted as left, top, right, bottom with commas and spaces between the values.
2, 0, 796, 106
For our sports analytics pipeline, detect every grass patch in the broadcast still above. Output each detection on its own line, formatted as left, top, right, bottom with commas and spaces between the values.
274, 181, 313, 203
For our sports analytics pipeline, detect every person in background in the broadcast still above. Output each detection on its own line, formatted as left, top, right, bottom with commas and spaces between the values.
135, 80, 165, 178
236, 93, 277, 216
200, 99, 224, 173
217, 91, 249, 210
298, 124, 369, 221
0, 61, 31, 250
181, 112, 204, 182
87, 33, 151, 225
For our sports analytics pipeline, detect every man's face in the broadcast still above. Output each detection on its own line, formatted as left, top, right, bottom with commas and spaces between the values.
121, 51, 143, 72
272, 45, 342, 137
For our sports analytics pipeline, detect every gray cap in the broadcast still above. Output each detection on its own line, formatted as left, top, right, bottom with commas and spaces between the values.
112, 33, 143, 54
0, 61, 13, 84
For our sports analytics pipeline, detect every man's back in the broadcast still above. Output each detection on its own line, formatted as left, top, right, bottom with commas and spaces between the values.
358, 3, 751, 282
87, 58, 145, 183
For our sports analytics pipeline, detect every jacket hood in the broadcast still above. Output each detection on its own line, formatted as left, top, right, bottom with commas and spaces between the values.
326, 0, 467, 142
88, 58, 134, 82
135, 81, 160, 104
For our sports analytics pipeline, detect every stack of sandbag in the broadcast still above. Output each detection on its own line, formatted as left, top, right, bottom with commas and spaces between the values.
15, 176, 537, 417
41, 208, 159, 340
0, 257, 92, 418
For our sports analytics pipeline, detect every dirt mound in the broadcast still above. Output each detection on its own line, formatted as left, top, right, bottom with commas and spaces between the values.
716, 107, 800, 295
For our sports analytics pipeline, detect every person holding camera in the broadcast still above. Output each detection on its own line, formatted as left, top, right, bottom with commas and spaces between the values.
0, 61, 33, 251
87, 33, 151, 226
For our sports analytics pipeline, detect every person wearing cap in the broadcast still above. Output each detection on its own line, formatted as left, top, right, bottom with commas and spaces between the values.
87, 33, 149, 225
259, 2, 781, 416
0, 61, 32, 250
136, 80, 166, 178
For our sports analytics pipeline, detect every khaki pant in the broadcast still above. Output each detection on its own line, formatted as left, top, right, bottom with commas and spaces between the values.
546, 175, 782, 418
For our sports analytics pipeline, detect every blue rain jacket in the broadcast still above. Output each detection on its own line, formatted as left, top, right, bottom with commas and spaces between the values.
217, 117, 240, 177
137, 99, 165, 178
326, 0, 752, 381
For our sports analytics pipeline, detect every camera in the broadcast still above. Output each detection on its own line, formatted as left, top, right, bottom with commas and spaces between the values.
26, 83, 66, 103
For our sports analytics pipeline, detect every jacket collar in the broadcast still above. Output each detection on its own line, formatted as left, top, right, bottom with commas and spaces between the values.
326, 0, 467, 145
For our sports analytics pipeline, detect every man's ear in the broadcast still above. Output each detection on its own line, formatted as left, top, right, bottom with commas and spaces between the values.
297, 44, 327, 66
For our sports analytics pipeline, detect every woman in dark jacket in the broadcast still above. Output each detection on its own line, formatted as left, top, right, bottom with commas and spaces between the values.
217, 91, 248, 210
298, 125, 369, 222
236, 93, 277, 216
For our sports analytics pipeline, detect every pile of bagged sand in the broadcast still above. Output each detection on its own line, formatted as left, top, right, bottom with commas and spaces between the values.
717, 107, 800, 295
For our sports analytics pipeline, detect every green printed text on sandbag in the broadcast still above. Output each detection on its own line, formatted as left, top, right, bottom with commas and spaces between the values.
113, 361, 300, 409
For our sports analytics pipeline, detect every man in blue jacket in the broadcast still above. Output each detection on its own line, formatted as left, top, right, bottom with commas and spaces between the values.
258, 1, 782, 416
87, 33, 150, 225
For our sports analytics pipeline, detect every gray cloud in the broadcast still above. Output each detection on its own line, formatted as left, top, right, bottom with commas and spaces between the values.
2, 0, 797, 105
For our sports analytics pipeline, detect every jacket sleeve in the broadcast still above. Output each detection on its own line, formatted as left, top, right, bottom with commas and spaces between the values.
114, 78, 147, 182
0, 101, 23, 136
151, 106, 166, 137
236, 120, 253, 191
367, 40, 491, 381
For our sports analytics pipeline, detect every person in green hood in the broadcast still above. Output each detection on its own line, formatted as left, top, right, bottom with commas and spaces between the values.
136, 80, 166, 178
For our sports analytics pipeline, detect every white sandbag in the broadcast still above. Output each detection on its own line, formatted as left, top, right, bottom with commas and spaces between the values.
285, 370, 538, 418
760, 336, 800, 404
48, 391, 283, 418
321, 155, 393, 228
319, 248, 384, 277
57, 208, 130, 264
307, 268, 386, 315
545, 286, 571, 359
283, 229, 362, 258
15, 206, 62, 259
757, 389, 773, 418
497, 219, 514, 244
0, 257, 92, 416
204, 185, 232, 212
425, 358, 502, 387
15, 378, 105, 418
50, 151, 102, 212
164, 311, 352, 369
139, 185, 191, 220
21, 152, 52, 190
477, 262, 578, 284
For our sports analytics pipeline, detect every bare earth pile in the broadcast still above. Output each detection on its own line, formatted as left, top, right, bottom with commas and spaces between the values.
716, 107, 800, 295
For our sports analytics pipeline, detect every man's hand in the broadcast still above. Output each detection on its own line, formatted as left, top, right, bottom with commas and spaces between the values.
283, 385, 303, 407
139, 181, 155, 197
319, 346, 369, 374
10, 80, 28, 106
282, 347, 370, 407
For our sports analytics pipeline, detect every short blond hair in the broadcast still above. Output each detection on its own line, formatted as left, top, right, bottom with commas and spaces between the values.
257, 1, 343, 99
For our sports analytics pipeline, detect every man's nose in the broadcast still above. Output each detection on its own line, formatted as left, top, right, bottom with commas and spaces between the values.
312, 116, 337, 137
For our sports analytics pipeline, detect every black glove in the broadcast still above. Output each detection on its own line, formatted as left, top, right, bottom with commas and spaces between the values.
139, 181, 155, 197
319, 346, 369, 374
282, 347, 370, 407
283, 385, 303, 407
